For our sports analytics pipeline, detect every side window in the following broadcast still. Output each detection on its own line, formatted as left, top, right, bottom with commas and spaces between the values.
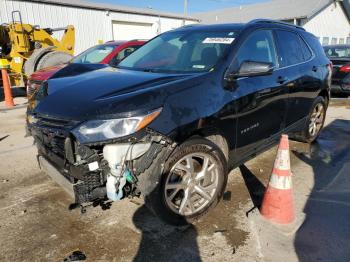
299, 37, 313, 61
111, 45, 141, 65
115, 45, 141, 62
275, 30, 306, 67
235, 30, 277, 67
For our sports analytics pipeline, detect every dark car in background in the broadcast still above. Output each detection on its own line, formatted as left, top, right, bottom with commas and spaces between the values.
26, 40, 145, 98
27, 20, 331, 225
323, 44, 350, 96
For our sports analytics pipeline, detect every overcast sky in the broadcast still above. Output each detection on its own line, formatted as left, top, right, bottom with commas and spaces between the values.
90, 0, 268, 14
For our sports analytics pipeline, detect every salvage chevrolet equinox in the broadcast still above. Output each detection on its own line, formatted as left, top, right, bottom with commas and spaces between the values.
27, 19, 331, 225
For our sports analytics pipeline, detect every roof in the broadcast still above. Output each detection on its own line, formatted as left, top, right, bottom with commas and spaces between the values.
24, 0, 199, 21
173, 23, 245, 32
196, 0, 345, 24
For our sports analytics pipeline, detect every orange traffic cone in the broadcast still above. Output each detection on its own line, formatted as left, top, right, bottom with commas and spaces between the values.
260, 134, 294, 224
1, 68, 15, 108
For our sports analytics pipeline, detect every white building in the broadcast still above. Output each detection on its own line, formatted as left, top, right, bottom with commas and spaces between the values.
196, 0, 350, 46
0, 0, 199, 54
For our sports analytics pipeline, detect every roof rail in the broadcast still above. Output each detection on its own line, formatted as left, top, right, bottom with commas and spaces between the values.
180, 24, 200, 28
249, 19, 305, 31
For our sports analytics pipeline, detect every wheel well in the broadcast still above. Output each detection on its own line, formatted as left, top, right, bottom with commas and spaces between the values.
205, 134, 229, 161
189, 130, 229, 161
318, 89, 329, 106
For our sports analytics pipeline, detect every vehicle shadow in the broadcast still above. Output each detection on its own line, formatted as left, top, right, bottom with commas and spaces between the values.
293, 119, 350, 261
239, 165, 266, 210
132, 203, 201, 262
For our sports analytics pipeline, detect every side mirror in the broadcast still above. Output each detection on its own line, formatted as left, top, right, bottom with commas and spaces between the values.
224, 61, 274, 84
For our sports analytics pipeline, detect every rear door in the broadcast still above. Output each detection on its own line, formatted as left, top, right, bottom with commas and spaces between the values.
232, 29, 289, 162
274, 30, 321, 126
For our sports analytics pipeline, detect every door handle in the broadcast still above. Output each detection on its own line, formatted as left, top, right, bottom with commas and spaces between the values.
312, 66, 318, 72
277, 76, 289, 84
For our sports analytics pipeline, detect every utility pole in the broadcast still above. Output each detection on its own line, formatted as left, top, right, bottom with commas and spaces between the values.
183, 0, 188, 25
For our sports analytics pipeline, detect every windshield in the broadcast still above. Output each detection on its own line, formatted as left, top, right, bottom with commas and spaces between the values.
324, 46, 350, 58
72, 45, 116, 64
118, 30, 239, 73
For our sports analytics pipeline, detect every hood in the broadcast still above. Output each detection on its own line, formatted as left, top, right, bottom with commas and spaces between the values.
34, 66, 201, 121
29, 63, 110, 82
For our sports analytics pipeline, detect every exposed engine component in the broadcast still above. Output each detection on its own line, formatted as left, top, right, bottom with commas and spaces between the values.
103, 143, 151, 201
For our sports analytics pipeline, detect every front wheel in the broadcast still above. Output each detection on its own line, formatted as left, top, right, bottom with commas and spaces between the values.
141, 138, 228, 225
301, 96, 327, 143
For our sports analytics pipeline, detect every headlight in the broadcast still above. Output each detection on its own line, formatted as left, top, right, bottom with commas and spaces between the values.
72, 108, 162, 143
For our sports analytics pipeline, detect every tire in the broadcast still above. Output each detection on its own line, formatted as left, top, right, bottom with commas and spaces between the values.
140, 138, 228, 225
36, 51, 73, 71
23, 47, 53, 76
300, 96, 327, 143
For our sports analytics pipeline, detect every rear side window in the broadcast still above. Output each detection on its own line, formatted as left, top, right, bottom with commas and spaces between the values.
275, 30, 312, 67
304, 34, 326, 58
300, 38, 313, 61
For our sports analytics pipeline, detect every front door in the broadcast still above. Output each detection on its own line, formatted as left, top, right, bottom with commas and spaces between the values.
231, 29, 289, 163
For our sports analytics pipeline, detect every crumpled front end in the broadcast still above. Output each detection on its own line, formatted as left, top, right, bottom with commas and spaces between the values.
29, 113, 173, 206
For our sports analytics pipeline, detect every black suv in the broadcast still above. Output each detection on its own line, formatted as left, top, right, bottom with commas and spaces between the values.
27, 19, 331, 225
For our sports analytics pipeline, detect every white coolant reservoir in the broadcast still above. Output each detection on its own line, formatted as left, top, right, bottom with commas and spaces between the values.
103, 142, 151, 201
106, 174, 119, 201
103, 142, 151, 169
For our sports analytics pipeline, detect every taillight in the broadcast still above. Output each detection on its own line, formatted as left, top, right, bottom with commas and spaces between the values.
340, 65, 350, 73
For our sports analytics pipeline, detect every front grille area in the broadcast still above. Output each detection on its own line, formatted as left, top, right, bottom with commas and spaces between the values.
31, 116, 108, 204
34, 114, 79, 129
30, 114, 76, 159
33, 128, 67, 158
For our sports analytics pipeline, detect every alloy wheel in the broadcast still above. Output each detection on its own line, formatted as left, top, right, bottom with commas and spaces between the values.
309, 103, 325, 137
164, 153, 219, 216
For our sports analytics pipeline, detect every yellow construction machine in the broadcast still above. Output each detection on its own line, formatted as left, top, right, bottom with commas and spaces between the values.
0, 11, 75, 87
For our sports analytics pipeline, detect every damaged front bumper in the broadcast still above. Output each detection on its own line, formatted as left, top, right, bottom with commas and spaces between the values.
30, 121, 172, 205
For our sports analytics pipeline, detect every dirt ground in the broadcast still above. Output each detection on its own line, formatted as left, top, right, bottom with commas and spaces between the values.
0, 97, 350, 262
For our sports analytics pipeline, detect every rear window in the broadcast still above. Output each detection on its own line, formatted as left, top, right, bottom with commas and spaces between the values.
323, 46, 350, 58
275, 30, 312, 67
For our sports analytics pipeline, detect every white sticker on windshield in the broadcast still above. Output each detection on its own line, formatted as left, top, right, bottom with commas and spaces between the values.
98, 50, 110, 53
193, 65, 205, 69
202, 37, 235, 44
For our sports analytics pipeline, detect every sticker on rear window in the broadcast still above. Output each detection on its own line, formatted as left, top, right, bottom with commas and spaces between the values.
202, 37, 235, 44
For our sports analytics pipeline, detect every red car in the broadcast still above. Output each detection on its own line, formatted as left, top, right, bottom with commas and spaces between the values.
26, 40, 145, 97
